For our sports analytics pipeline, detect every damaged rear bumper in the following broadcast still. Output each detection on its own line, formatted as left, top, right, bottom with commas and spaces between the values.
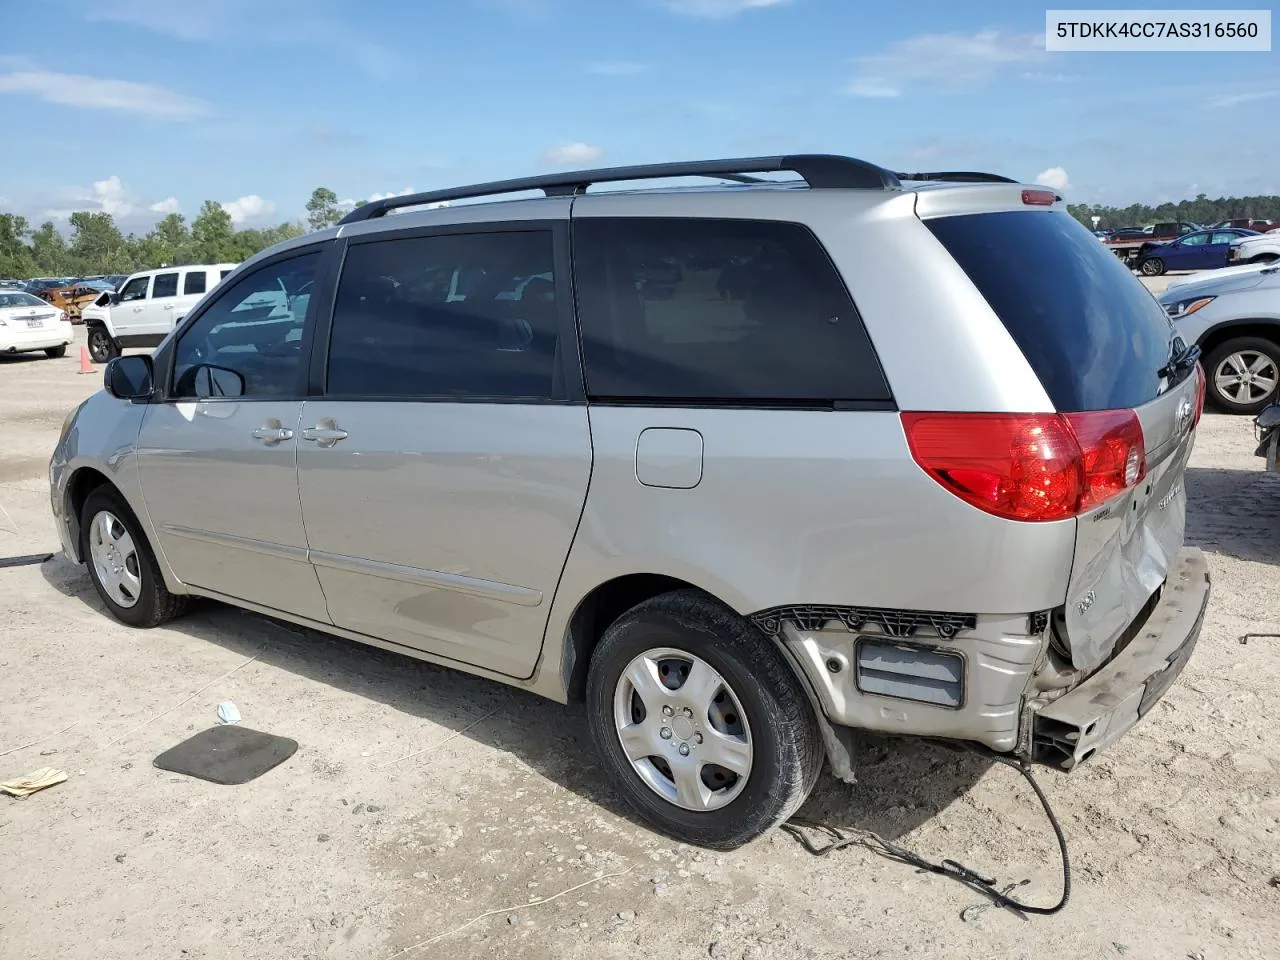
1032, 548, 1210, 770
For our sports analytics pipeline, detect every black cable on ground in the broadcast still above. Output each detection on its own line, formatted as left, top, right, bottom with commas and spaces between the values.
781, 748, 1070, 918
0, 553, 53, 569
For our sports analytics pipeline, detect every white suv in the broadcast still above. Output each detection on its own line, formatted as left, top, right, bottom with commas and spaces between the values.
83, 263, 237, 363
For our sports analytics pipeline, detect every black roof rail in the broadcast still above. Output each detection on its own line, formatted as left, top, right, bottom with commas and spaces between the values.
337, 154, 902, 224
894, 170, 1019, 184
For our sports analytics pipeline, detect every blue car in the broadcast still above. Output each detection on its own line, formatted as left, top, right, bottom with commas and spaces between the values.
1137, 228, 1259, 276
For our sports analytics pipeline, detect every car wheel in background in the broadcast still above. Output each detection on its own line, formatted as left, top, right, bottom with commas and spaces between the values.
1247, 254, 1278, 265
585, 590, 824, 850
44, 345, 67, 359
1204, 336, 1280, 414
86, 326, 119, 363
1140, 257, 1166, 276
80, 486, 187, 628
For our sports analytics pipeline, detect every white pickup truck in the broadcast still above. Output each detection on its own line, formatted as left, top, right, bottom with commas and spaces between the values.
81, 263, 237, 363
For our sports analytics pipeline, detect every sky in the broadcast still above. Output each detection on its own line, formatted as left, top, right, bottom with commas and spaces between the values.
0, 0, 1277, 234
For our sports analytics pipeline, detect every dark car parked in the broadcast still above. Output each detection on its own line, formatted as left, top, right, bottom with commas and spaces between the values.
1137, 228, 1260, 276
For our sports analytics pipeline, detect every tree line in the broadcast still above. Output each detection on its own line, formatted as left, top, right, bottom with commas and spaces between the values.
0, 186, 362, 281
8, 185, 1277, 281
1068, 194, 1280, 230
0, 203, 305, 281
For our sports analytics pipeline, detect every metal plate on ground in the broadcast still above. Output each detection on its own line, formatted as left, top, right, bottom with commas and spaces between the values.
153, 726, 298, 785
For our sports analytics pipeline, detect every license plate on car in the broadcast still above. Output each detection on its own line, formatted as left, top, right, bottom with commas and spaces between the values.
24, 318, 42, 328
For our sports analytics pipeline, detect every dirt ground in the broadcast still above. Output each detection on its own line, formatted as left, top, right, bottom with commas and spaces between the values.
1, 324, 1278, 960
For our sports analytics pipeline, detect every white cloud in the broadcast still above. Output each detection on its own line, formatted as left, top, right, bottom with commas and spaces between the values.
0, 67, 206, 118
44, 175, 142, 220
847, 30, 1044, 98
149, 197, 181, 215
221, 195, 276, 224
1206, 89, 1280, 109
368, 187, 416, 202
585, 61, 652, 76
662, 0, 790, 17
543, 142, 604, 166
85, 1, 406, 80
846, 79, 899, 99
1035, 166, 1071, 192
92, 176, 133, 216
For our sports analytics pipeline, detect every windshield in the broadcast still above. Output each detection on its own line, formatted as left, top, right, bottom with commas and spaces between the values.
926, 211, 1176, 411
0, 292, 47, 308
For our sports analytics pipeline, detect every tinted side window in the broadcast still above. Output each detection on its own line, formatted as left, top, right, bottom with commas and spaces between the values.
184, 271, 207, 296
926, 211, 1174, 412
118, 276, 149, 302
326, 230, 558, 399
219, 269, 233, 280
172, 251, 320, 399
573, 218, 890, 403
1211, 231, 1238, 245
1181, 233, 1210, 246
152, 272, 179, 298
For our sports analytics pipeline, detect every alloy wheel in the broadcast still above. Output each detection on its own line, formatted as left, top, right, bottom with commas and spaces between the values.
1214, 350, 1278, 405
612, 647, 753, 812
88, 510, 142, 608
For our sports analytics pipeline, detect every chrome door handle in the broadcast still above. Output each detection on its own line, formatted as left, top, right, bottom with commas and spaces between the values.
252, 423, 293, 445
302, 419, 348, 447
164, 304, 175, 310
133, 306, 144, 312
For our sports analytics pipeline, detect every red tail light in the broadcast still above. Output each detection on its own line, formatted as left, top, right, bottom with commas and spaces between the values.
57, 310, 69, 323
1192, 362, 1206, 426
901, 410, 1146, 522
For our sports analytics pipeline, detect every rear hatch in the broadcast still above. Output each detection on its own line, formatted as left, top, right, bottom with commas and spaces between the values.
925, 208, 1201, 672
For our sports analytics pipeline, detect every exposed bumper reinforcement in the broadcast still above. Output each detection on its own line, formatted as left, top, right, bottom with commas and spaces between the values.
1033, 547, 1210, 770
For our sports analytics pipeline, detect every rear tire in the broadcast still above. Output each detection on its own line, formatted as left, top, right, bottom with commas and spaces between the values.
1204, 336, 1280, 414
44, 345, 67, 359
1140, 257, 1166, 276
585, 590, 824, 850
81, 486, 187, 628
87, 326, 119, 363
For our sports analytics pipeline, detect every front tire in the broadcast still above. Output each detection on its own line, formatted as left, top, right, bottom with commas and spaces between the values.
1205, 336, 1280, 414
81, 486, 187, 627
44, 345, 67, 359
586, 590, 823, 849
86, 326, 119, 363
1140, 256, 1166, 276
1247, 254, 1278, 265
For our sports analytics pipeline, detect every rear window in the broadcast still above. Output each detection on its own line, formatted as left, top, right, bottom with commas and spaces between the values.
925, 211, 1175, 412
573, 218, 890, 404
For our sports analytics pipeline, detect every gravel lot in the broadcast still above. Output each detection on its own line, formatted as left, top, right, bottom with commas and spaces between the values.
2, 322, 1278, 960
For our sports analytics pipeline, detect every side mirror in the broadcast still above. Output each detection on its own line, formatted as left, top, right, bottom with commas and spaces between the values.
189, 364, 245, 399
104, 355, 154, 401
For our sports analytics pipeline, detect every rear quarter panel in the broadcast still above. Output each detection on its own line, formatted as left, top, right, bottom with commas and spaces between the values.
546, 406, 1076, 636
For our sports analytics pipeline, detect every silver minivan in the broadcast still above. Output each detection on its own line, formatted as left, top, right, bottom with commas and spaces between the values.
50, 155, 1210, 848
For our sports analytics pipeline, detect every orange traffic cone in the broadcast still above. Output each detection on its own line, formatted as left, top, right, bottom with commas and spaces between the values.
78, 345, 93, 374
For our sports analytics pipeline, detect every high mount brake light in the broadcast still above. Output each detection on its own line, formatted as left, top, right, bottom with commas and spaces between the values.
1021, 189, 1057, 206
901, 410, 1147, 522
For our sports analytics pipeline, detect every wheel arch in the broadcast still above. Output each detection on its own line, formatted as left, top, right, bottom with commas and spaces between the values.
1196, 318, 1280, 359
64, 466, 116, 562
552, 572, 852, 780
